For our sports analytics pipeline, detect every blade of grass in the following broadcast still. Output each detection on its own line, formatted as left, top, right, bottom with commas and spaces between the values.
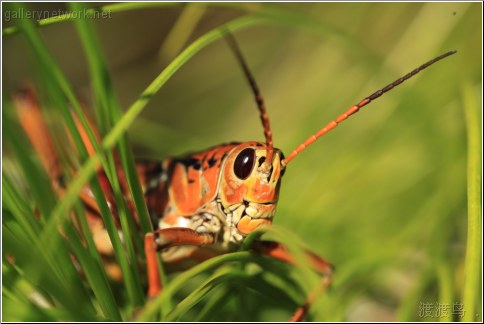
461, 83, 481, 322
2, 102, 57, 220
2, 174, 42, 239
136, 251, 254, 321
253, 258, 306, 303
194, 285, 231, 321
157, 3, 207, 63
437, 263, 453, 322
163, 267, 248, 321
244, 225, 322, 293
63, 216, 122, 321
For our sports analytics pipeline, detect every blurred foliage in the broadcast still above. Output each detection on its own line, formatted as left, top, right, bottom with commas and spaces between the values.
2, 2, 482, 322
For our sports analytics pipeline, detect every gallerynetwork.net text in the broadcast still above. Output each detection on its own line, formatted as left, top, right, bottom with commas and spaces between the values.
4, 8, 112, 22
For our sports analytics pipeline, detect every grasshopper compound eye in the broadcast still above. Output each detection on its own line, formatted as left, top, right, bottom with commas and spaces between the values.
233, 148, 256, 180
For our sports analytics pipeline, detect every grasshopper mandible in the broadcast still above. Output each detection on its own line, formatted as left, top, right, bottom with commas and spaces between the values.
14, 32, 456, 321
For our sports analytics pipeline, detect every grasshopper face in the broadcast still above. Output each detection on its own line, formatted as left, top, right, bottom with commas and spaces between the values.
218, 142, 285, 239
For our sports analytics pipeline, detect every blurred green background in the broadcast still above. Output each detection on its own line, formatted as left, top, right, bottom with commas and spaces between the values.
3, 2, 481, 322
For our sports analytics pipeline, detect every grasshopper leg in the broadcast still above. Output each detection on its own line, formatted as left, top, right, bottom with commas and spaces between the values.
144, 228, 214, 297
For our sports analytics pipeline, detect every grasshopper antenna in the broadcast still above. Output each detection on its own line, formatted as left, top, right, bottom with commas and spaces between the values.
282, 50, 457, 166
225, 32, 274, 170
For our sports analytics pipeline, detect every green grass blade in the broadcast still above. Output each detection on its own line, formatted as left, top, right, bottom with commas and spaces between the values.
158, 4, 207, 63
136, 252, 254, 321
194, 286, 231, 321
63, 216, 122, 321
461, 84, 482, 322
2, 174, 42, 239
2, 103, 57, 219
437, 263, 453, 322
163, 268, 248, 321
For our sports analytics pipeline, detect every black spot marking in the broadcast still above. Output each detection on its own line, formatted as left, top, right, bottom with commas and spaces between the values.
258, 156, 266, 167
208, 158, 217, 168
175, 158, 202, 171
188, 179, 196, 184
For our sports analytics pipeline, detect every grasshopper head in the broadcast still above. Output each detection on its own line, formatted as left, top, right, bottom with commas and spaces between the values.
219, 142, 285, 239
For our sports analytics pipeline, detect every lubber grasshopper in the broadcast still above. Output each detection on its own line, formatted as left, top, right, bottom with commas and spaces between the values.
13, 32, 456, 321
